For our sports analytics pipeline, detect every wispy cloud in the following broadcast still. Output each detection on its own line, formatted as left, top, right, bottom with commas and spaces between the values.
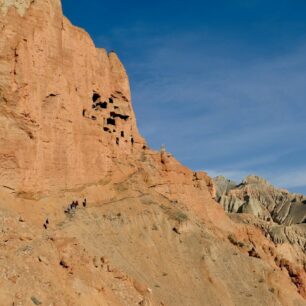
96, 26, 306, 194
268, 169, 306, 189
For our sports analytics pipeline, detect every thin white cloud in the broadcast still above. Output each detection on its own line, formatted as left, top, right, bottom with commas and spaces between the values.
96, 27, 306, 195
270, 170, 306, 189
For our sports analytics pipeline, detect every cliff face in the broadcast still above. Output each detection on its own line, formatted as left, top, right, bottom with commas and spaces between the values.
0, 1, 306, 306
0, 0, 143, 194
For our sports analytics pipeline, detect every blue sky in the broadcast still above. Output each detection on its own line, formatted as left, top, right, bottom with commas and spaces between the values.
62, 0, 306, 194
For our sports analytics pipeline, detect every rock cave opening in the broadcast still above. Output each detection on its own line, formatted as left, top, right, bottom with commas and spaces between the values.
101, 102, 108, 109
107, 118, 116, 126
110, 112, 129, 121
47, 93, 58, 98
92, 92, 101, 102
95, 101, 107, 109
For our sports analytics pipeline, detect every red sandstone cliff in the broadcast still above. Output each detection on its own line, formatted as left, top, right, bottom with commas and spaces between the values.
0, 0, 144, 194
0, 1, 305, 305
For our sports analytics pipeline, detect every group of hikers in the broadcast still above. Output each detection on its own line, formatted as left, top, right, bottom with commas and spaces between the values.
64, 198, 87, 214
43, 198, 88, 229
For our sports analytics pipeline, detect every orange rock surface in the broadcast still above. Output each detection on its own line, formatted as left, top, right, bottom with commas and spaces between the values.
0, 1, 305, 305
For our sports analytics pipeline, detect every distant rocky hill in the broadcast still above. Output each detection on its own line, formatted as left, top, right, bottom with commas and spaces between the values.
214, 175, 306, 249
0, 1, 306, 305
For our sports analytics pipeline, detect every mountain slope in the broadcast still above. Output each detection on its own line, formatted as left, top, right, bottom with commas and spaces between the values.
0, 1, 305, 305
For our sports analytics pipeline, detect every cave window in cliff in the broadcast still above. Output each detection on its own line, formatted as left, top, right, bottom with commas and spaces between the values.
121, 131, 124, 138
107, 118, 116, 126
131, 137, 134, 145
47, 93, 57, 98
109, 97, 114, 103
116, 137, 119, 145
94, 101, 108, 109
110, 112, 129, 121
92, 93, 101, 102
103, 127, 110, 132
302, 218, 306, 224
100, 102, 107, 109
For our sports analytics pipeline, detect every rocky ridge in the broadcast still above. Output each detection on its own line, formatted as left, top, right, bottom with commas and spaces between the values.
0, 1, 306, 305
214, 175, 306, 250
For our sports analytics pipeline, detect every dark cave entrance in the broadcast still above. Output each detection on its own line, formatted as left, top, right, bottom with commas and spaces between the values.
107, 118, 116, 126
92, 93, 101, 102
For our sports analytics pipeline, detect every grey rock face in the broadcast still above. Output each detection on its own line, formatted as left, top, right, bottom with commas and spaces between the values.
213, 176, 237, 200
213, 175, 306, 249
213, 175, 306, 225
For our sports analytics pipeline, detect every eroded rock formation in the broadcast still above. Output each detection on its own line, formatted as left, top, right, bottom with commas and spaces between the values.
0, 1, 306, 305
214, 175, 306, 250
